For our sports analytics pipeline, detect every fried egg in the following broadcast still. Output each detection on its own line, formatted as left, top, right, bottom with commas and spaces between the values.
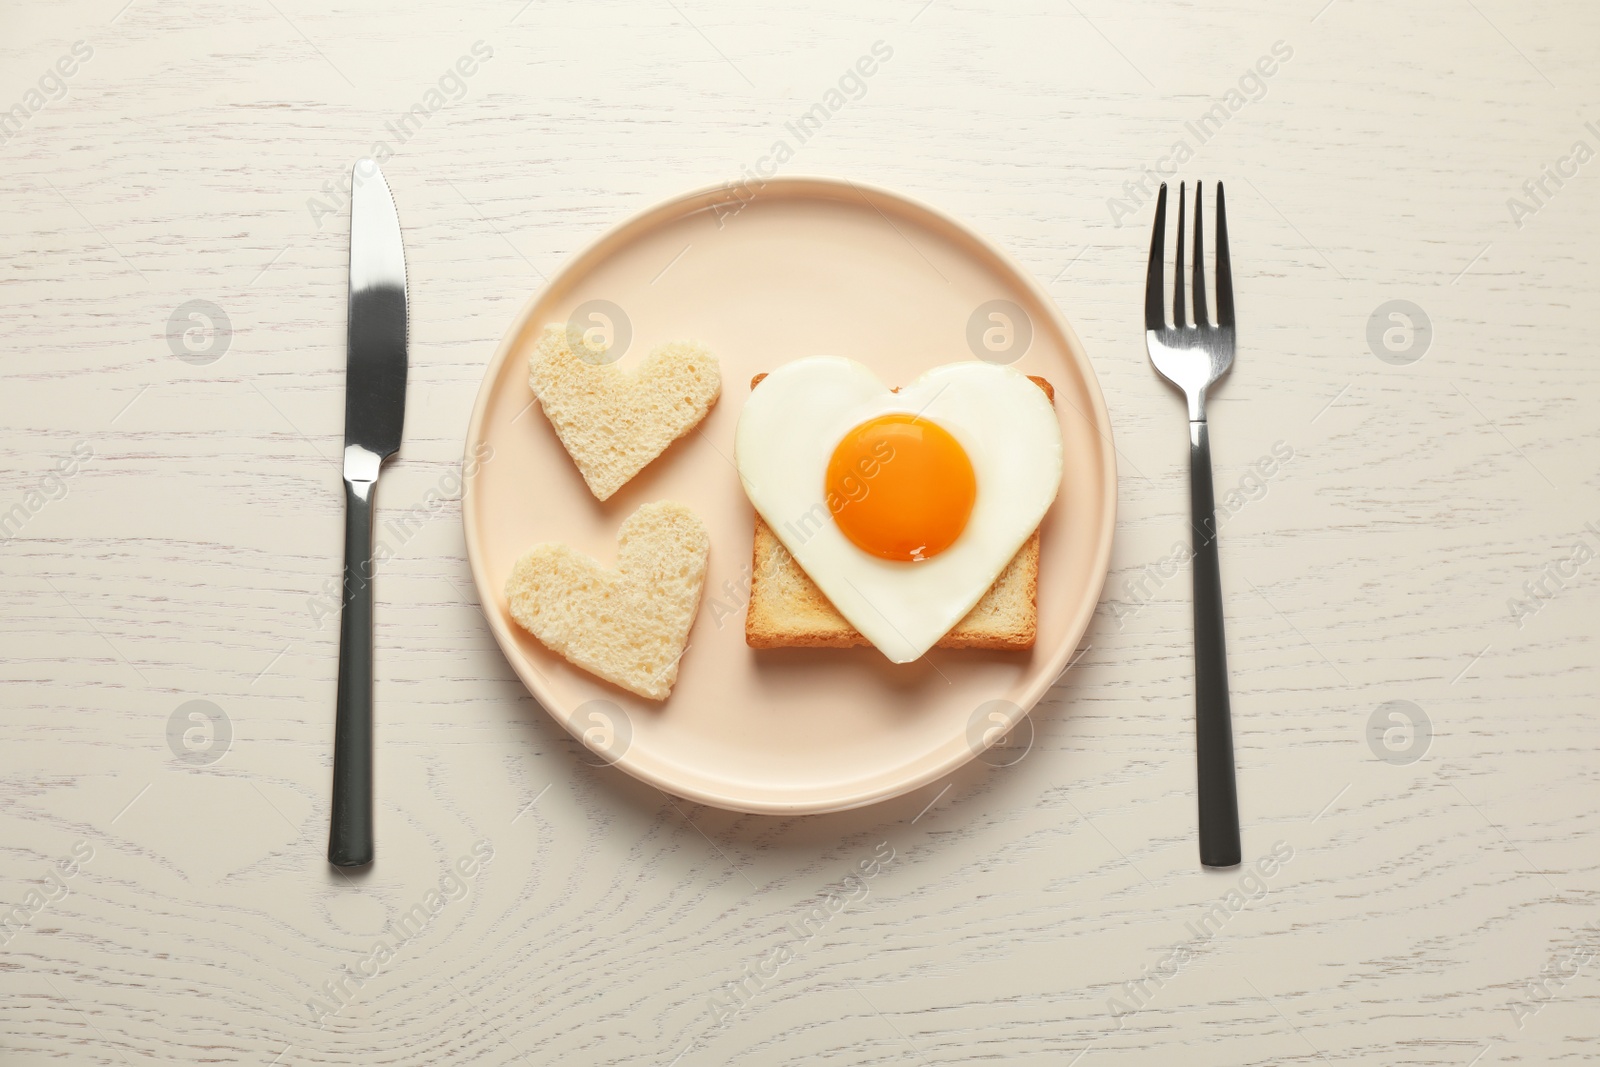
734, 357, 1063, 663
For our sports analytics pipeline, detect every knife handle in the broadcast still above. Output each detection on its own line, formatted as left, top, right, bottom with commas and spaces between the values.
329, 476, 377, 867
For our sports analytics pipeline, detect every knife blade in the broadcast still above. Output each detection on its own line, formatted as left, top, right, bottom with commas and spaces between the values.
329, 158, 408, 867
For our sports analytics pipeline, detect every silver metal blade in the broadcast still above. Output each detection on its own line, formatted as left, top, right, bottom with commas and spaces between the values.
344, 159, 408, 473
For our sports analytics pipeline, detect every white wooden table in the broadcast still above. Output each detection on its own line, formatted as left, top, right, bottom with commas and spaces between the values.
3, 1, 1597, 1063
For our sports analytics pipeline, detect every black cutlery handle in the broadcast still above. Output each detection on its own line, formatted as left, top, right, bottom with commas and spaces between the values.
1189, 420, 1241, 868
329, 477, 376, 867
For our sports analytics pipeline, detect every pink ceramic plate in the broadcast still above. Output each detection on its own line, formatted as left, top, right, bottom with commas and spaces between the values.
463, 177, 1116, 814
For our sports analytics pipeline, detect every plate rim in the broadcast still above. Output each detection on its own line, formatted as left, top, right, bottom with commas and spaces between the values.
461, 174, 1119, 815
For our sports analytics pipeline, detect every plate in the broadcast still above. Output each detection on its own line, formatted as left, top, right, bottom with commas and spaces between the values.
462, 177, 1116, 814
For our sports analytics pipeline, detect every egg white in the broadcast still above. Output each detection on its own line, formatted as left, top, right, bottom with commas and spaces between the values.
734, 357, 1064, 663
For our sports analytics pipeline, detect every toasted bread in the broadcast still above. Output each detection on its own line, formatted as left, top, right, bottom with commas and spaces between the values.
742, 373, 1052, 653
746, 519, 1038, 650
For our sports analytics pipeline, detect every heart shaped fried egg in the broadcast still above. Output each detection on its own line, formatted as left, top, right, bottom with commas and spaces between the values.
734, 357, 1063, 663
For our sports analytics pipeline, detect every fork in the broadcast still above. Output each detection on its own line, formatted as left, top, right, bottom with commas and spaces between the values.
1144, 181, 1241, 868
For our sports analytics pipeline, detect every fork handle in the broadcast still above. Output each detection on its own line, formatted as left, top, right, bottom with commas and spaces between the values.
1189, 419, 1241, 868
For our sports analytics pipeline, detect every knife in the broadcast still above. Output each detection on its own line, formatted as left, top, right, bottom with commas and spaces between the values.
329, 159, 408, 867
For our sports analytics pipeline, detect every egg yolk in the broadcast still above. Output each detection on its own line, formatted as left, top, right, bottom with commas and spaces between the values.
825, 414, 976, 562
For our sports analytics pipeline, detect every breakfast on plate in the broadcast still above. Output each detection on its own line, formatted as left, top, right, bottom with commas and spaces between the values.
506, 308, 1065, 697
733, 357, 1063, 664
527, 322, 721, 501
505, 501, 709, 701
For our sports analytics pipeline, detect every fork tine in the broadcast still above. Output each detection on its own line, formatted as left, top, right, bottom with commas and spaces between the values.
1215, 182, 1234, 328
1144, 183, 1168, 331
1192, 183, 1209, 327
1173, 182, 1187, 329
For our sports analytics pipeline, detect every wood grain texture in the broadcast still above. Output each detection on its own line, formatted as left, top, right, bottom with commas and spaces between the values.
2, 0, 1598, 1063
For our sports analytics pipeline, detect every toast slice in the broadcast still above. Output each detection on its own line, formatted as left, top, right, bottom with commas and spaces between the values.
743, 373, 1052, 652
746, 519, 1039, 650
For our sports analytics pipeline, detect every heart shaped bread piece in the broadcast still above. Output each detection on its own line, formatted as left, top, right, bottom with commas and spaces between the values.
505, 502, 709, 701
528, 324, 721, 501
